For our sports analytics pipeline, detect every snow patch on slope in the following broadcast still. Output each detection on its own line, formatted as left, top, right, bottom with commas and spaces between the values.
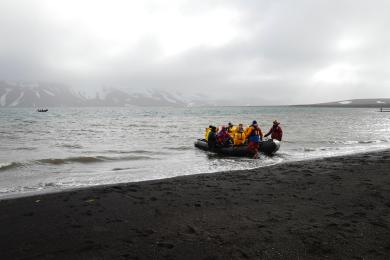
10, 92, 25, 106
0, 88, 12, 106
160, 92, 178, 103
338, 100, 352, 105
43, 89, 55, 96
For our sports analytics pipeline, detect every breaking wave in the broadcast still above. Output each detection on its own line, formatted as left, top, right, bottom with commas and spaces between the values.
38, 156, 104, 165
56, 143, 83, 149
164, 146, 193, 151
0, 154, 155, 171
38, 155, 154, 165
0, 162, 23, 171
103, 149, 154, 154
329, 139, 388, 145
14, 147, 37, 151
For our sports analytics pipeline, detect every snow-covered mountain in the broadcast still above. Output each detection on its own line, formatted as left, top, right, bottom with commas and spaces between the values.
0, 81, 213, 107
0, 81, 85, 107
300, 99, 390, 108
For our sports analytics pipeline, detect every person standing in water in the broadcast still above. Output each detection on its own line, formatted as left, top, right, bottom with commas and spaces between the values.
264, 120, 283, 141
246, 120, 263, 159
207, 126, 218, 150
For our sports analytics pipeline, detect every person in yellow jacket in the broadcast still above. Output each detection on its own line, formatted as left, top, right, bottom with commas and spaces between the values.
227, 122, 235, 134
233, 124, 246, 145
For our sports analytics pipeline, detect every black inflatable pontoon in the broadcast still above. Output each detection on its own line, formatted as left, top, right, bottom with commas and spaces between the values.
194, 139, 280, 157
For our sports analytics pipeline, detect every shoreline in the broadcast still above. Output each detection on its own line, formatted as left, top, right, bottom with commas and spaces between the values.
1, 149, 390, 259
2, 146, 390, 201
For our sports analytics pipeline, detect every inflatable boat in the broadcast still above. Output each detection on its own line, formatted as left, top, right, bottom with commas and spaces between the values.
194, 139, 280, 157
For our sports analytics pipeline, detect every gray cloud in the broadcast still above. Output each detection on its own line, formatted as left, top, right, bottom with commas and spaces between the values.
0, 0, 390, 104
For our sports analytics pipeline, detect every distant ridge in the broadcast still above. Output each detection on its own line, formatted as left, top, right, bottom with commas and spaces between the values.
0, 81, 211, 107
0, 81, 273, 107
297, 99, 390, 108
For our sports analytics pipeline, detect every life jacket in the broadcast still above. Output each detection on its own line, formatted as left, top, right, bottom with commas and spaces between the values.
244, 126, 251, 137
233, 131, 246, 145
247, 125, 262, 143
205, 125, 217, 141
205, 127, 211, 141
228, 126, 237, 137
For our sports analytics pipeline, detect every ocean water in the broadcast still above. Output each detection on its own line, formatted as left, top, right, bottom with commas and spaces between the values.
1, 106, 390, 198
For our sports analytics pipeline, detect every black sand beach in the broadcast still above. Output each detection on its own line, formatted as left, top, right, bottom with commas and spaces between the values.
1, 150, 390, 260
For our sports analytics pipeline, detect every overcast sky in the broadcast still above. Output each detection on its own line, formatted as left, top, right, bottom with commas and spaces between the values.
1, 0, 390, 104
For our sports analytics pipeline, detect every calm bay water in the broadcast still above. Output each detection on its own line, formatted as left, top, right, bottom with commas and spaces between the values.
1, 106, 390, 198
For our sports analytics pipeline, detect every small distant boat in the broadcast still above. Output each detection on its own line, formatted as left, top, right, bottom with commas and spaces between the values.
37, 109, 48, 112
194, 139, 280, 157
379, 107, 390, 112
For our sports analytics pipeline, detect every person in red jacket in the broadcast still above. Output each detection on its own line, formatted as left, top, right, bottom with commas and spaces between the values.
264, 120, 283, 141
217, 126, 233, 146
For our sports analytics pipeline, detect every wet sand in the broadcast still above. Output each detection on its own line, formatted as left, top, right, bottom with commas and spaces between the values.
1, 150, 390, 259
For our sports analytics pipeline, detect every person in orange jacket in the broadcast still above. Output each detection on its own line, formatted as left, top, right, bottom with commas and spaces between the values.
246, 120, 263, 158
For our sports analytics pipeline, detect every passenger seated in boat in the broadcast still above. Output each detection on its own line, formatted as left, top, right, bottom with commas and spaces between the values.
227, 122, 236, 135
207, 126, 218, 150
233, 124, 246, 145
217, 126, 233, 146
264, 120, 283, 141
246, 120, 263, 159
